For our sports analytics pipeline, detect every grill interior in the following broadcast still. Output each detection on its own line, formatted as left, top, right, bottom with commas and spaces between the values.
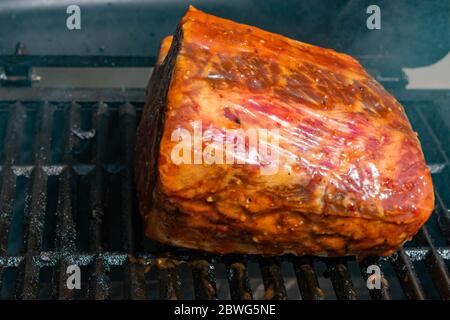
0, 88, 449, 300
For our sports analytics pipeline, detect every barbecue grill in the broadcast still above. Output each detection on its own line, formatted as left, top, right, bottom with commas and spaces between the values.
0, 0, 449, 300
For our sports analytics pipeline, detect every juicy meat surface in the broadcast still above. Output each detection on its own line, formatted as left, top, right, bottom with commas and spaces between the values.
135, 6, 434, 258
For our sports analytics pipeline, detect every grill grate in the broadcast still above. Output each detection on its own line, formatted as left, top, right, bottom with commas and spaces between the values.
0, 88, 449, 300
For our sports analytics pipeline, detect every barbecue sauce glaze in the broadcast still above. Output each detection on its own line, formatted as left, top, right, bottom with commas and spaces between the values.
135, 6, 434, 258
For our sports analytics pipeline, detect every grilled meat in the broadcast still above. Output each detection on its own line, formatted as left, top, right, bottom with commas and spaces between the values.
135, 6, 434, 258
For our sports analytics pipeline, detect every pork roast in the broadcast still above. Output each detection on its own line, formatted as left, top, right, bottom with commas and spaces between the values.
135, 6, 434, 258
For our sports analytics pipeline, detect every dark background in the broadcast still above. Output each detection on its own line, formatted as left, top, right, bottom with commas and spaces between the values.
0, 0, 448, 69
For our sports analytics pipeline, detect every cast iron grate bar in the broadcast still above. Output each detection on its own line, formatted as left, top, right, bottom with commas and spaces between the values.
189, 258, 218, 300
326, 258, 357, 300
292, 256, 324, 300
124, 259, 147, 300
20, 103, 54, 300
24, 103, 53, 251
224, 256, 253, 300
415, 226, 450, 299
54, 102, 80, 300
120, 103, 138, 252
119, 103, 146, 300
157, 257, 181, 300
88, 256, 110, 300
90, 102, 108, 252
389, 248, 426, 299
88, 102, 111, 300
414, 105, 450, 165
0, 102, 26, 255
434, 193, 450, 243
259, 258, 287, 300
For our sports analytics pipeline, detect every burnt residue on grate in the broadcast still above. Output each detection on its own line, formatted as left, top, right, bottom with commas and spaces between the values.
0, 92, 449, 300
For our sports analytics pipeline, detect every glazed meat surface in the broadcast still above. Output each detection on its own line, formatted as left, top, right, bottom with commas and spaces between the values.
135, 6, 434, 258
